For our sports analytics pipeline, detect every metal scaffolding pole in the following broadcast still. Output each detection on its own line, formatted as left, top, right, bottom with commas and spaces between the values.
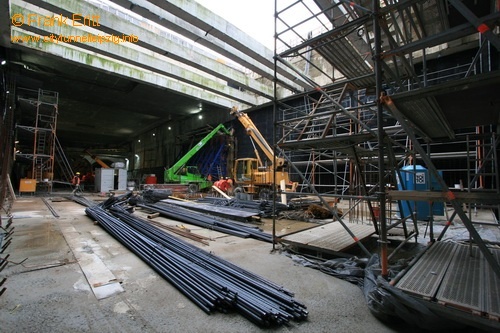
373, 0, 389, 278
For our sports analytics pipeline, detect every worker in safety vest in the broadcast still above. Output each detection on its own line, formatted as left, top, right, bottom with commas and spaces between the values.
71, 172, 81, 194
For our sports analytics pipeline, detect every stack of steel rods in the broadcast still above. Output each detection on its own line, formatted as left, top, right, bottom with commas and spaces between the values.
147, 219, 211, 245
139, 202, 274, 243
198, 197, 290, 218
69, 194, 98, 207
85, 203, 308, 327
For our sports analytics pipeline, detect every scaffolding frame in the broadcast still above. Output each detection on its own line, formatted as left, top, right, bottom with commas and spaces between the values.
16, 89, 59, 192
273, 0, 500, 280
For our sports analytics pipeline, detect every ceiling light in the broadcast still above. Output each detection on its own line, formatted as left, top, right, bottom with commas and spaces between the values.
198, 115, 203, 119
168, 126, 172, 130
137, 139, 141, 143
1, 60, 6, 65
152, 133, 156, 136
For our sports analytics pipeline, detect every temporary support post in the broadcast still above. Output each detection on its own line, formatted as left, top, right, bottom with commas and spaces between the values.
373, 0, 389, 278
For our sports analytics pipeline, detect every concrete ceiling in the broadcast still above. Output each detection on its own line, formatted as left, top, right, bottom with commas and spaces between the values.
1, 0, 300, 153
5, 0, 496, 157
8, 45, 227, 149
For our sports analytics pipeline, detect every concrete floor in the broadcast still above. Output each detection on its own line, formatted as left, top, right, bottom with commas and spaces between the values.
0, 195, 483, 332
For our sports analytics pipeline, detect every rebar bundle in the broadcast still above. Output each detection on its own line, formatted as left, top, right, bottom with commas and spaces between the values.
197, 196, 290, 217
69, 194, 97, 207
141, 189, 173, 202
141, 201, 274, 242
85, 201, 308, 327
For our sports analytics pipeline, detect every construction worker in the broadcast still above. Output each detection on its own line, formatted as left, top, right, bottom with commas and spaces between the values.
71, 172, 81, 194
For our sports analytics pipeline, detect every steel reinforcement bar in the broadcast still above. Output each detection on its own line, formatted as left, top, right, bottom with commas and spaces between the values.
85, 202, 307, 327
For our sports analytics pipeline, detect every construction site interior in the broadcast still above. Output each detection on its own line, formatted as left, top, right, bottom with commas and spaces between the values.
1, 1, 500, 332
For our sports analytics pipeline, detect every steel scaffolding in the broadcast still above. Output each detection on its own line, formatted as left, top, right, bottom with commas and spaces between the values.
273, 0, 500, 281
16, 89, 59, 192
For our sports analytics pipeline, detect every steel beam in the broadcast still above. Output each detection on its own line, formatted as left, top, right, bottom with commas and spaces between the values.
105, 0, 308, 93
382, 12, 500, 58
448, 0, 500, 51
21, 0, 274, 101
10, 28, 240, 109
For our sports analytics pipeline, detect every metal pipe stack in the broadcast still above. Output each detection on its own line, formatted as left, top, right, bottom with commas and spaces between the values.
140, 202, 274, 242
198, 197, 290, 217
85, 202, 308, 327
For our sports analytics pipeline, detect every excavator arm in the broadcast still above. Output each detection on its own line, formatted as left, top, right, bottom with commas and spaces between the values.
230, 107, 286, 169
85, 150, 110, 168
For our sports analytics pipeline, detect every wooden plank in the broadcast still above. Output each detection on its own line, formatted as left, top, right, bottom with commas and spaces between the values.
212, 185, 231, 199
160, 198, 258, 220
280, 222, 375, 252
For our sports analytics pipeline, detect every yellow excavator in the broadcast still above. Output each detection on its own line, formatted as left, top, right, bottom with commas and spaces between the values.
230, 106, 295, 199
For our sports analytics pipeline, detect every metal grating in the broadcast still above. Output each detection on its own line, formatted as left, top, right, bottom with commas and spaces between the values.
395, 242, 457, 298
280, 222, 375, 252
392, 97, 454, 140
396, 242, 500, 319
485, 249, 500, 319
315, 36, 375, 88
435, 244, 482, 312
